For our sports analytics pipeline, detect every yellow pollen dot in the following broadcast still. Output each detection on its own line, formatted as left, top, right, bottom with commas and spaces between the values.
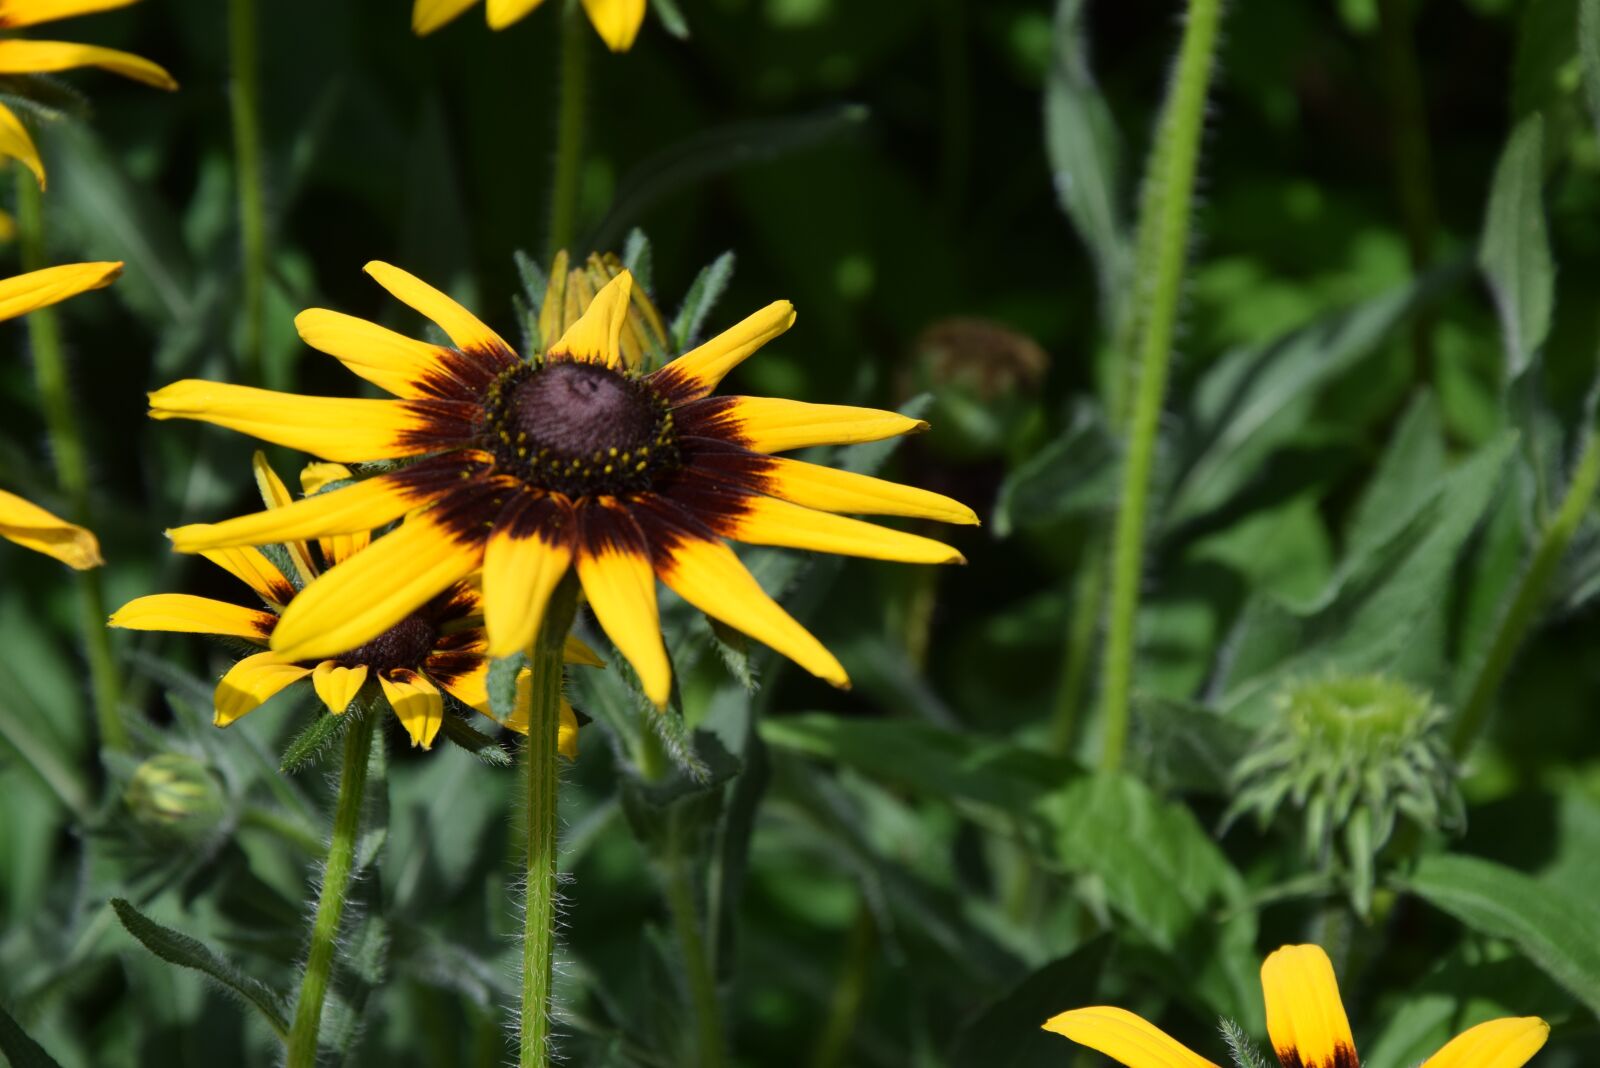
604, 464, 613, 474
635, 461, 647, 471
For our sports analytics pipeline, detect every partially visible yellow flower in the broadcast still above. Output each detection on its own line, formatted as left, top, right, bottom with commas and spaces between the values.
540, 249, 670, 370
0, 260, 121, 568
0, 0, 178, 187
110, 453, 601, 752
1043, 943, 1549, 1068
412, 0, 646, 52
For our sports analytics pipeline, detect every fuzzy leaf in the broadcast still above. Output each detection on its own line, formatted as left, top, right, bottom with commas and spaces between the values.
437, 714, 512, 766
487, 652, 527, 726
279, 709, 350, 775
0, 1000, 65, 1068
671, 251, 736, 351
1479, 115, 1553, 378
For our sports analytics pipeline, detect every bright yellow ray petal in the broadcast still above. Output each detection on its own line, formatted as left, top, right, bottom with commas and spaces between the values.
252, 451, 319, 584
705, 396, 929, 453
482, 522, 574, 658
0, 486, 101, 568
754, 454, 978, 525
489, 665, 580, 759
549, 270, 632, 368
1041, 1006, 1222, 1068
199, 546, 297, 607
108, 593, 274, 641
0, 39, 177, 89
575, 521, 669, 707
411, 0, 478, 34
379, 669, 444, 749
580, 0, 646, 51
564, 633, 604, 667
0, 0, 138, 28
1421, 1018, 1549, 1068
295, 308, 457, 399
0, 101, 45, 187
486, 0, 545, 29
725, 494, 964, 565
657, 536, 847, 688
655, 300, 794, 399
214, 652, 310, 727
0, 261, 120, 321
312, 661, 368, 716
1261, 945, 1358, 1068
363, 260, 512, 357
300, 463, 369, 566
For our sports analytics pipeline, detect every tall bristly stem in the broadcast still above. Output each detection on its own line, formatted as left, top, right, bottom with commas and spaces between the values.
286, 707, 378, 1068
1097, 0, 1223, 771
520, 575, 580, 1068
664, 805, 726, 1068
546, 0, 588, 260
229, 0, 267, 385
13, 172, 126, 753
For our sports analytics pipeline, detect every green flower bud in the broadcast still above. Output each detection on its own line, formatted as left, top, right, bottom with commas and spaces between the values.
124, 753, 227, 839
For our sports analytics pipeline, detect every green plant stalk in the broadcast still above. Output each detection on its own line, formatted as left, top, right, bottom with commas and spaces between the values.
664, 806, 726, 1068
546, 1, 588, 260
1050, 533, 1105, 756
520, 575, 579, 1068
286, 707, 377, 1068
808, 901, 874, 1068
14, 172, 127, 754
229, 0, 266, 386
1452, 429, 1600, 757
1097, 0, 1223, 771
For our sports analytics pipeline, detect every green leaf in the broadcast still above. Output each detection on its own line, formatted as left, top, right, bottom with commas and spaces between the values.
1479, 114, 1553, 378
670, 251, 736, 351
1404, 853, 1600, 1017
487, 652, 527, 725
279, 708, 350, 775
437, 714, 512, 767
0, 1000, 65, 1068
621, 228, 654, 293
1583, 0, 1600, 136
649, 0, 689, 38
111, 897, 293, 1038
949, 938, 1110, 1067
993, 402, 1118, 535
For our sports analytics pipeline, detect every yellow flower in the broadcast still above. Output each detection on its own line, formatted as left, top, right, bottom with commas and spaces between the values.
539, 249, 669, 370
110, 453, 601, 752
0, 0, 178, 187
0, 260, 121, 567
412, 0, 646, 51
148, 263, 976, 708
1044, 943, 1550, 1068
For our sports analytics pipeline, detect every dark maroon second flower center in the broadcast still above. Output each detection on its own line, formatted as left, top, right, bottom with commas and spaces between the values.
336, 613, 437, 672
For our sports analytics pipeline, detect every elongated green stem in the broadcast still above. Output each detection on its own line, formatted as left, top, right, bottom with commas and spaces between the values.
546, 1, 588, 260
1097, 0, 1223, 771
1050, 534, 1105, 756
808, 901, 874, 1068
286, 708, 377, 1068
229, 0, 266, 386
1452, 429, 1600, 757
520, 575, 580, 1068
14, 173, 126, 754
665, 806, 725, 1068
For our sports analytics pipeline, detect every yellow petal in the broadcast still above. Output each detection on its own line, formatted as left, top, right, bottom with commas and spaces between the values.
724, 494, 964, 565
580, 0, 646, 51
0, 39, 177, 89
1041, 1006, 1222, 1068
252, 451, 319, 585
295, 308, 460, 400
379, 668, 444, 749
0, 261, 120, 321
0, 101, 45, 188
575, 504, 669, 707
0, 0, 139, 29
750, 454, 978, 525
411, 0, 477, 34
214, 651, 310, 727
0, 486, 102, 568
549, 270, 632, 368
486, 0, 545, 29
558, 698, 579, 758
299, 463, 368, 565
311, 660, 368, 716
363, 261, 513, 358
656, 535, 847, 689
199, 546, 297, 607
490, 666, 581, 760
482, 496, 575, 657
300, 462, 353, 495
696, 396, 930, 453
1421, 1018, 1549, 1068
652, 300, 794, 400
1261, 945, 1358, 1068
108, 593, 275, 641
564, 633, 604, 667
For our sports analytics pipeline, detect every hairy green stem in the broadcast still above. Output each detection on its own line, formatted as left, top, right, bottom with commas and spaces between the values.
229, 0, 267, 386
14, 173, 126, 754
1452, 429, 1600, 757
520, 575, 579, 1068
286, 707, 377, 1068
665, 806, 725, 1068
546, 1, 588, 259
1097, 0, 1223, 770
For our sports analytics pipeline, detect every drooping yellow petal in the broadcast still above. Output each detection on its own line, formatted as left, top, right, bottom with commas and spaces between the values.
379, 668, 444, 749
549, 270, 631, 368
724, 494, 965, 565
252, 451, 319, 585
654, 300, 795, 400
564, 633, 604, 667
482, 498, 575, 657
0, 39, 177, 89
312, 660, 368, 716
199, 546, 297, 607
575, 506, 670, 707
108, 593, 275, 642
0, 261, 121, 321
1041, 1006, 1221, 1068
300, 463, 369, 566
1421, 1018, 1549, 1068
753, 454, 978, 525
300, 463, 352, 495
0, 101, 45, 188
656, 535, 847, 689
1261, 945, 1358, 1068
214, 652, 311, 727
295, 308, 459, 400
412, 0, 478, 34
363, 261, 512, 357
701, 396, 930, 454
0, 487, 102, 568
480, 664, 581, 760
580, 0, 646, 51
486, 0, 544, 29
0, 0, 139, 29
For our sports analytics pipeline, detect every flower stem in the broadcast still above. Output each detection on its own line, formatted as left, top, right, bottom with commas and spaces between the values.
13, 171, 126, 754
520, 575, 580, 1068
1097, 0, 1223, 771
229, 0, 266, 386
664, 805, 725, 1068
1050, 534, 1105, 756
546, 0, 588, 260
286, 708, 377, 1068
1452, 427, 1600, 758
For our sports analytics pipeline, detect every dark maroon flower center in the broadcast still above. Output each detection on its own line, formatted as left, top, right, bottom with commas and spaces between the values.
336, 613, 437, 672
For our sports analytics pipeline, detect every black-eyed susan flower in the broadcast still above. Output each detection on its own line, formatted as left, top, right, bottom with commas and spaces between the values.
0, 0, 177, 187
412, 0, 645, 52
0, 260, 122, 567
147, 264, 976, 708
1044, 943, 1549, 1068
110, 454, 599, 751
